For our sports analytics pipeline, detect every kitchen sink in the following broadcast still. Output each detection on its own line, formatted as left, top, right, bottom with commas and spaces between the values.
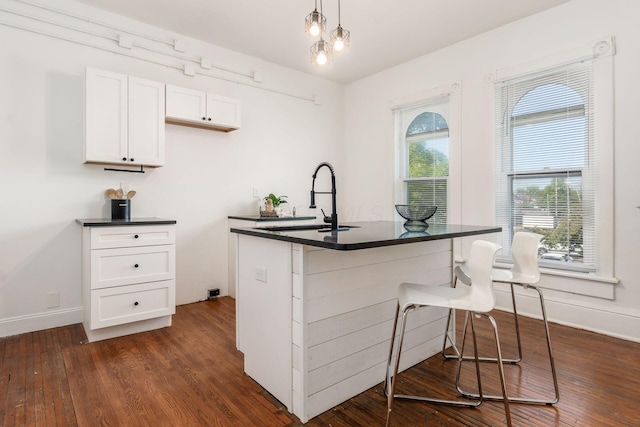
255, 224, 359, 232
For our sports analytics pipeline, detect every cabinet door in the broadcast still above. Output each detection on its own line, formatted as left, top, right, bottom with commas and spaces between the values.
165, 85, 207, 124
85, 68, 128, 164
129, 77, 165, 167
91, 225, 175, 249
206, 93, 241, 130
90, 280, 176, 329
90, 244, 175, 290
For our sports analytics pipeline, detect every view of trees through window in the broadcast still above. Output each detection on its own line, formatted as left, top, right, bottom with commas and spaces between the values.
512, 174, 584, 263
507, 80, 589, 266
405, 111, 449, 225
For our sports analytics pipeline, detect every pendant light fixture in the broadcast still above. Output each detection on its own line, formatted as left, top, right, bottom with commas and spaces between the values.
309, 0, 332, 65
305, 0, 326, 37
305, 0, 349, 66
311, 38, 332, 65
330, 0, 350, 52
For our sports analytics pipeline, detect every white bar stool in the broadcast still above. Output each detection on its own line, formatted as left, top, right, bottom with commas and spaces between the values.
384, 240, 511, 427
443, 231, 559, 405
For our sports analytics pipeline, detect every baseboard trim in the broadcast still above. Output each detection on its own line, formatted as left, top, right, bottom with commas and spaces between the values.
0, 307, 83, 338
494, 287, 640, 343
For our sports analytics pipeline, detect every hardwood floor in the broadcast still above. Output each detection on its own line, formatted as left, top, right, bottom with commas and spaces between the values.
1, 296, 639, 426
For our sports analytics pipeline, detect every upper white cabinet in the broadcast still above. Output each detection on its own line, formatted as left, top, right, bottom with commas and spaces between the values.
85, 68, 165, 167
165, 85, 241, 132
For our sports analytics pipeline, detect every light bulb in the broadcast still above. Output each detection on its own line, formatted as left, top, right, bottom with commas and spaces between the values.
315, 51, 327, 65
309, 22, 320, 37
333, 38, 344, 51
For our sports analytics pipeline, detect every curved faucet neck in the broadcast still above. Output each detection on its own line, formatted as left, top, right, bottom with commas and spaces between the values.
309, 162, 338, 230
312, 162, 335, 179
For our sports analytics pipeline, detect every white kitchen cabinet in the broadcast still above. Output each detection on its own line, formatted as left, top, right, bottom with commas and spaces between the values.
165, 84, 241, 132
80, 223, 176, 342
85, 68, 165, 167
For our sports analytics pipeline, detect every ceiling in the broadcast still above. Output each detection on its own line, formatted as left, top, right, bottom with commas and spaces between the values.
74, 0, 571, 84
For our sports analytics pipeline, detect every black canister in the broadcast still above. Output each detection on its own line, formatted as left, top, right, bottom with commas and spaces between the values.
111, 199, 131, 221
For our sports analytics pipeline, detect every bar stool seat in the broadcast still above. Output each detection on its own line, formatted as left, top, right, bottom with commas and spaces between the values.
384, 240, 512, 427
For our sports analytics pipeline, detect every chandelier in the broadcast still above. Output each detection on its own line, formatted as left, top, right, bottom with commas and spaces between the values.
305, 0, 350, 65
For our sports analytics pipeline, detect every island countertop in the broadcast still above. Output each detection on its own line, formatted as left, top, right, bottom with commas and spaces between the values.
230, 221, 501, 250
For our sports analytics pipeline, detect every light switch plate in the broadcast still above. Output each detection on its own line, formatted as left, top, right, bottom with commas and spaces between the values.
255, 267, 267, 283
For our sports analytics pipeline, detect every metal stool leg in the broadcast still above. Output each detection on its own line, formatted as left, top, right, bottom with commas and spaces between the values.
457, 285, 560, 405
456, 312, 512, 427
385, 307, 482, 427
442, 275, 460, 359
444, 281, 523, 364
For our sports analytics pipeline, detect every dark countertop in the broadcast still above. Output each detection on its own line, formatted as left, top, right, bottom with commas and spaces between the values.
76, 218, 177, 227
230, 221, 501, 251
228, 215, 316, 222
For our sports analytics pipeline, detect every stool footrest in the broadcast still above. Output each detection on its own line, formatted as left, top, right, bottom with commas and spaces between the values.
394, 393, 482, 407
445, 353, 522, 364
458, 389, 559, 405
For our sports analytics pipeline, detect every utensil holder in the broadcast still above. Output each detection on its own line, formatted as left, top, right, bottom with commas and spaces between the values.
111, 199, 131, 221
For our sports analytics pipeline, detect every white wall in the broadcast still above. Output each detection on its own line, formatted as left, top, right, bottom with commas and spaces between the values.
0, 0, 343, 336
3, 0, 640, 343
343, 0, 640, 341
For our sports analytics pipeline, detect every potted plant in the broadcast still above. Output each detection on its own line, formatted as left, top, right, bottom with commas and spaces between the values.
261, 193, 288, 217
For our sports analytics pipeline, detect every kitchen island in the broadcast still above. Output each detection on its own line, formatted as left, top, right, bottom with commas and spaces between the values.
230, 221, 500, 423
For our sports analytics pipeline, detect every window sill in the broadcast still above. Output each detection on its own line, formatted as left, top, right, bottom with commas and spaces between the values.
493, 261, 618, 299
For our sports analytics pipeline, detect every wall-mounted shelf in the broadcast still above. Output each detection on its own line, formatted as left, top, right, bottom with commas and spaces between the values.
165, 85, 241, 132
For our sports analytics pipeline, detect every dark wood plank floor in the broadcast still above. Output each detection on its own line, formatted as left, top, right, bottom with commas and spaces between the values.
1, 296, 639, 426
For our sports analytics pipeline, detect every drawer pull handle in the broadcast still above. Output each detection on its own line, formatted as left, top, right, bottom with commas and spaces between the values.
134, 235, 139, 239
134, 301, 139, 306
134, 264, 139, 268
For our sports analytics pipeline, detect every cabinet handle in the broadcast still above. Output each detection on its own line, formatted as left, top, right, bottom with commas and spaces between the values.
130, 158, 134, 162
202, 117, 206, 120
134, 234, 139, 239
134, 264, 139, 268
122, 157, 127, 161
134, 301, 139, 306
207, 117, 212, 121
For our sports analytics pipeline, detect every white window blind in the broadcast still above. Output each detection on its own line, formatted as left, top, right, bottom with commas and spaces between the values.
495, 61, 596, 272
395, 99, 450, 225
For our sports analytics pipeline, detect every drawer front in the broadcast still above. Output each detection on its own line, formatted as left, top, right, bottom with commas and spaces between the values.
90, 280, 176, 329
90, 225, 175, 249
91, 245, 175, 289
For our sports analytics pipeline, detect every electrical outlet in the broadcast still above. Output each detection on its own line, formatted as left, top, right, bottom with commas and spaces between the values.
255, 267, 268, 283
207, 288, 220, 299
252, 187, 259, 199
47, 291, 60, 308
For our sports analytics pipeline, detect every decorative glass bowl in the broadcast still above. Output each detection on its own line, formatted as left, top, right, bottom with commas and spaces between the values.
395, 205, 437, 230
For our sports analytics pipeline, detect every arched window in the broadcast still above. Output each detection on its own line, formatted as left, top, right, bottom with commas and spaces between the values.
396, 104, 449, 225
495, 62, 595, 271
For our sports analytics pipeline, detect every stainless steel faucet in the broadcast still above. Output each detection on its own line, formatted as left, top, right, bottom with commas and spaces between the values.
309, 162, 338, 231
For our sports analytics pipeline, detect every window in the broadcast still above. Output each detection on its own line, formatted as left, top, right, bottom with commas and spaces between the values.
395, 100, 450, 225
495, 61, 596, 272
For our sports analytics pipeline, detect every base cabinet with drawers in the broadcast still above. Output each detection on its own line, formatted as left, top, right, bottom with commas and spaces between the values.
78, 220, 177, 342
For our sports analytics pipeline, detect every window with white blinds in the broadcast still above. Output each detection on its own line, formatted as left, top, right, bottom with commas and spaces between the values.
495, 61, 596, 272
395, 99, 449, 225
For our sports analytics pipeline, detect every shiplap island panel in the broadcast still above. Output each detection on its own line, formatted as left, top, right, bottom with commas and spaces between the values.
231, 221, 500, 422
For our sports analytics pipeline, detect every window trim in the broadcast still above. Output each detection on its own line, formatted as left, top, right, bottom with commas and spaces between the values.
389, 82, 462, 217
493, 37, 616, 282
